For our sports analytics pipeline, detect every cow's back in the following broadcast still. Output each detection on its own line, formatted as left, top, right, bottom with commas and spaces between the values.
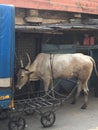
32, 53, 93, 80
47, 53, 93, 79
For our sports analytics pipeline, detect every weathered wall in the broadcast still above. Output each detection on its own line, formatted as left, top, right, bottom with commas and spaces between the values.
1, 0, 98, 15
15, 8, 98, 26
15, 8, 70, 25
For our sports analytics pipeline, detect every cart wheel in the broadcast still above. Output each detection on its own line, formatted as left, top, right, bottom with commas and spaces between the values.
8, 116, 26, 130
40, 111, 56, 128
0, 110, 8, 120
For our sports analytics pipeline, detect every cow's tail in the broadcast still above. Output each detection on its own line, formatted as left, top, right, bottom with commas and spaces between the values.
90, 57, 98, 77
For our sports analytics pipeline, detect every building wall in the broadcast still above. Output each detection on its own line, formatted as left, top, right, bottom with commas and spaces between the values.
1, 0, 98, 15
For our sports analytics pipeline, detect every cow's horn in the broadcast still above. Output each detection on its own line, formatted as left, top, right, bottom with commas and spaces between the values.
20, 59, 24, 68
25, 53, 31, 69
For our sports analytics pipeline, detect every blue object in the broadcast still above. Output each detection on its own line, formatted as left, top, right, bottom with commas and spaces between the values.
0, 88, 12, 109
0, 4, 15, 78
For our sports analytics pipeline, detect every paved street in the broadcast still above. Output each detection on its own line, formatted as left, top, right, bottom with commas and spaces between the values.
1, 92, 98, 130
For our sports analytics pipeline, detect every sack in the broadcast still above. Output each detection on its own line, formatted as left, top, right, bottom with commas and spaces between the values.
89, 36, 95, 45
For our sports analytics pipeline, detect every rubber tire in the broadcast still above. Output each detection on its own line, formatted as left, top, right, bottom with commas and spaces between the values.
0, 110, 8, 120
8, 116, 26, 130
40, 111, 56, 128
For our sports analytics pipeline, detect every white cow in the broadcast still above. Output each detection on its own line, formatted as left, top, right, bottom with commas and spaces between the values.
16, 53, 98, 109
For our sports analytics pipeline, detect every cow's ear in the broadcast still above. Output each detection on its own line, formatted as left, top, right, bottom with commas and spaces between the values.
25, 70, 30, 74
29, 71, 34, 75
27, 71, 34, 77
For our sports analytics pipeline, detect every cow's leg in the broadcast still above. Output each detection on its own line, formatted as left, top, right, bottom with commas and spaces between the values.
71, 81, 81, 104
71, 87, 77, 104
43, 79, 50, 95
44, 79, 55, 97
49, 79, 55, 97
81, 83, 89, 109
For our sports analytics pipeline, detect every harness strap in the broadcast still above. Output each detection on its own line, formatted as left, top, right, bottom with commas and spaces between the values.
21, 67, 29, 72
50, 53, 54, 81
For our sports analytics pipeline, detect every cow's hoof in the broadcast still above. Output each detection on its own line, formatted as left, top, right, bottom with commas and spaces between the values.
81, 104, 87, 109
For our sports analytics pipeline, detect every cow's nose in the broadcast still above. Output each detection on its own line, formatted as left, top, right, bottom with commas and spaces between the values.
15, 86, 22, 92
15, 85, 20, 89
